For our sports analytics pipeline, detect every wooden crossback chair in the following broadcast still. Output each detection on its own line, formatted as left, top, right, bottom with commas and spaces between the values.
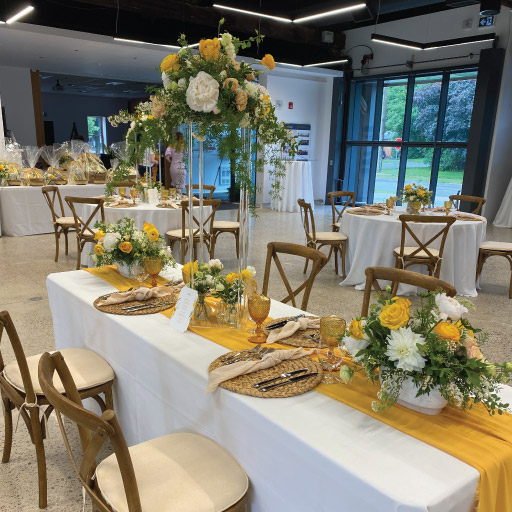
41, 186, 75, 262
0, 311, 114, 509
261, 242, 328, 311
185, 184, 216, 199
166, 198, 221, 263
298, 198, 348, 278
361, 267, 457, 316
211, 203, 240, 259
327, 191, 355, 232
476, 241, 512, 299
449, 194, 486, 215
394, 215, 455, 288
65, 196, 105, 270
38, 351, 248, 512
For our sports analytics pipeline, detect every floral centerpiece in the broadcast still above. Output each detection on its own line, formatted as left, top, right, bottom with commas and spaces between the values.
340, 290, 512, 415
401, 183, 433, 212
91, 218, 175, 276
0, 162, 9, 184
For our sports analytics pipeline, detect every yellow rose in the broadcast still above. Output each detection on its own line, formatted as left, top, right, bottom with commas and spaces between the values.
199, 38, 220, 62
143, 222, 156, 233
433, 321, 461, 342
182, 260, 199, 284
418, 189, 425, 197
405, 184, 412, 190
391, 296, 411, 310
261, 54, 275, 70
94, 230, 105, 241
236, 90, 248, 112
118, 241, 133, 254
241, 269, 252, 281
160, 53, 180, 72
94, 244, 105, 256
349, 318, 365, 340
222, 78, 239, 91
147, 228, 159, 242
379, 302, 410, 330
147, 114, 154, 120
226, 272, 238, 285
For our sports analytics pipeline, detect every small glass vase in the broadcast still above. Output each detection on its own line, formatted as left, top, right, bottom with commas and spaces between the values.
193, 293, 212, 323
406, 202, 415, 214
220, 301, 238, 327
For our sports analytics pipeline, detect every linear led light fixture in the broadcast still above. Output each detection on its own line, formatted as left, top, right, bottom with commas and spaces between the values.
187, 42, 200, 48
294, 3, 366, 23
213, 4, 292, 23
113, 38, 181, 50
0, 21, 5, 24
6, 5, 34, 24
424, 33, 496, 50
371, 33, 424, 50
277, 62, 303, 67
303, 58, 349, 67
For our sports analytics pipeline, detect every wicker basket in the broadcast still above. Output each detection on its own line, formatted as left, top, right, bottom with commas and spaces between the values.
89, 172, 107, 184
54, 179, 68, 185
6, 180, 21, 186
75, 180, 88, 185
29, 179, 45, 187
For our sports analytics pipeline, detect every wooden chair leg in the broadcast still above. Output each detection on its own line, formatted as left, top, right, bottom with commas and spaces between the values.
475, 251, 485, 281
332, 246, 338, 275
180, 239, 187, 265
33, 427, 47, 509
341, 243, 347, 280
235, 230, 240, 259
64, 229, 69, 256
54, 229, 60, 262
75, 239, 82, 270
1, 395, 13, 463
104, 385, 114, 411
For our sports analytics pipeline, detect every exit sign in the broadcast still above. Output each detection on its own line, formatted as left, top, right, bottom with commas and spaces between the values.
479, 15, 494, 27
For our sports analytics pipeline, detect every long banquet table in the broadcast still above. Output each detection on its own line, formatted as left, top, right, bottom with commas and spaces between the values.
46, 268, 512, 511
0, 184, 105, 236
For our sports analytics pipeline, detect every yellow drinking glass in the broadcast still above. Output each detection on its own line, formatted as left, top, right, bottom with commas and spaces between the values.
130, 188, 139, 205
318, 317, 346, 384
444, 200, 453, 215
144, 257, 162, 288
385, 198, 393, 215
170, 188, 177, 200
118, 187, 126, 201
161, 188, 169, 201
413, 201, 421, 214
247, 295, 271, 344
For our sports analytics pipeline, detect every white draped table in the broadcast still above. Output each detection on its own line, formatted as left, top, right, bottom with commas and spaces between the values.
0, 184, 105, 237
45, 268, 512, 512
270, 161, 314, 213
494, 176, 512, 228
339, 208, 487, 297
80, 202, 212, 267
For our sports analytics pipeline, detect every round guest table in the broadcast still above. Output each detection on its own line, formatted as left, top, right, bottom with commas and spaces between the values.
0, 184, 105, 236
339, 207, 487, 297
80, 202, 212, 267
270, 161, 314, 213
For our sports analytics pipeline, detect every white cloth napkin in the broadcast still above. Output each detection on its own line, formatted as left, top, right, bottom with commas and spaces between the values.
207, 347, 315, 393
99, 284, 184, 306
266, 317, 320, 344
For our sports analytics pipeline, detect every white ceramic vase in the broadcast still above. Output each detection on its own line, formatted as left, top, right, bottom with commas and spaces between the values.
116, 261, 132, 278
395, 376, 448, 415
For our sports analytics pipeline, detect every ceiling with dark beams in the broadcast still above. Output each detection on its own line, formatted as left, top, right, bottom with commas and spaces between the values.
1, 0, 510, 66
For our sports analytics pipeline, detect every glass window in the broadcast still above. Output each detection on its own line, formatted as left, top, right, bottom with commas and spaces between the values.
434, 148, 466, 206
348, 81, 377, 141
379, 79, 408, 141
443, 71, 477, 142
346, 145, 373, 203
374, 145, 401, 203
87, 116, 106, 154
404, 148, 434, 191
409, 75, 442, 142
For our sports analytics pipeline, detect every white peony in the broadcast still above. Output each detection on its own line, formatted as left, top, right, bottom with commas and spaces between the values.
342, 335, 369, 362
435, 293, 468, 321
162, 71, 171, 89
385, 327, 426, 372
246, 265, 256, 277
102, 232, 121, 252
208, 259, 223, 271
186, 71, 220, 113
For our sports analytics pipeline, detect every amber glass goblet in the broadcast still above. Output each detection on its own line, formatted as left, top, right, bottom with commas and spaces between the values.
130, 188, 139, 205
444, 200, 453, 216
118, 187, 126, 201
247, 295, 271, 344
318, 317, 346, 384
170, 187, 177, 200
161, 188, 169, 201
385, 198, 393, 215
144, 257, 162, 287
413, 201, 421, 214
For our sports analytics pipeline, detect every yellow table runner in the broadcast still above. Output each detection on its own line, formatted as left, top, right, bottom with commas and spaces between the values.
85, 266, 512, 512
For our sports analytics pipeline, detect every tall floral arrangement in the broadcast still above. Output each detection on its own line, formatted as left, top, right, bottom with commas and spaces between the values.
340, 290, 512, 414
108, 21, 297, 198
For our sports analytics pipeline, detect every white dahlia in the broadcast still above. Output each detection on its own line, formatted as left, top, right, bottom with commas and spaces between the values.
385, 327, 426, 372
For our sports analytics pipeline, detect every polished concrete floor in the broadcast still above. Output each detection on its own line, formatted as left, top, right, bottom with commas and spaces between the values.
0, 205, 511, 511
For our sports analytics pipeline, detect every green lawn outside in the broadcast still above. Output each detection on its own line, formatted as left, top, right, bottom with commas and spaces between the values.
377, 158, 463, 184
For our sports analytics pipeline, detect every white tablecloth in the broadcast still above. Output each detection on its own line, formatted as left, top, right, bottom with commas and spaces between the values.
80, 202, 212, 267
494, 176, 512, 228
271, 161, 314, 213
0, 184, 105, 236
339, 208, 487, 297
46, 268, 512, 512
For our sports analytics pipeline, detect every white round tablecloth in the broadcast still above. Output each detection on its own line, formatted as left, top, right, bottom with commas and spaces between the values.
0, 184, 105, 236
494, 176, 512, 228
270, 161, 314, 213
339, 208, 487, 297
80, 202, 212, 267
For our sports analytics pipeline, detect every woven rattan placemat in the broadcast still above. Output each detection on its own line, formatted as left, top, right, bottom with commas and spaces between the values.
263, 317, 320, 348
347, 208, 383, 216
107, 203, 138, 209
450, 213, 486, 222
209, 354, 323, 398
93, 293, 176, 315
156, 204, 180, 209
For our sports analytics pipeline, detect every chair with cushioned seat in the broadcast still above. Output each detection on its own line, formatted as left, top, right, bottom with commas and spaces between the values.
65, 196, 105, 270
298, 198, 348, 278
327, 191, 355, 232
449, 194, 486, 215
393, 215, 455, 291
185, 184, 216, 199
0, 311, 114, 509
41, 186, 75, 262
210, 204, 240, 259
38, 351, 248, 512
476, 241, 512, 298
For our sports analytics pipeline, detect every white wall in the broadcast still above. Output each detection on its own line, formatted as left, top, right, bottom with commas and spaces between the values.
260, 73, 333, 203
485, 10, 512, 221
42, 92, 129, 145
0, 66, 37, 146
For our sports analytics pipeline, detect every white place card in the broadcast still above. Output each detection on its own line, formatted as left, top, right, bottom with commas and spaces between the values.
169, 286, 198, 332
